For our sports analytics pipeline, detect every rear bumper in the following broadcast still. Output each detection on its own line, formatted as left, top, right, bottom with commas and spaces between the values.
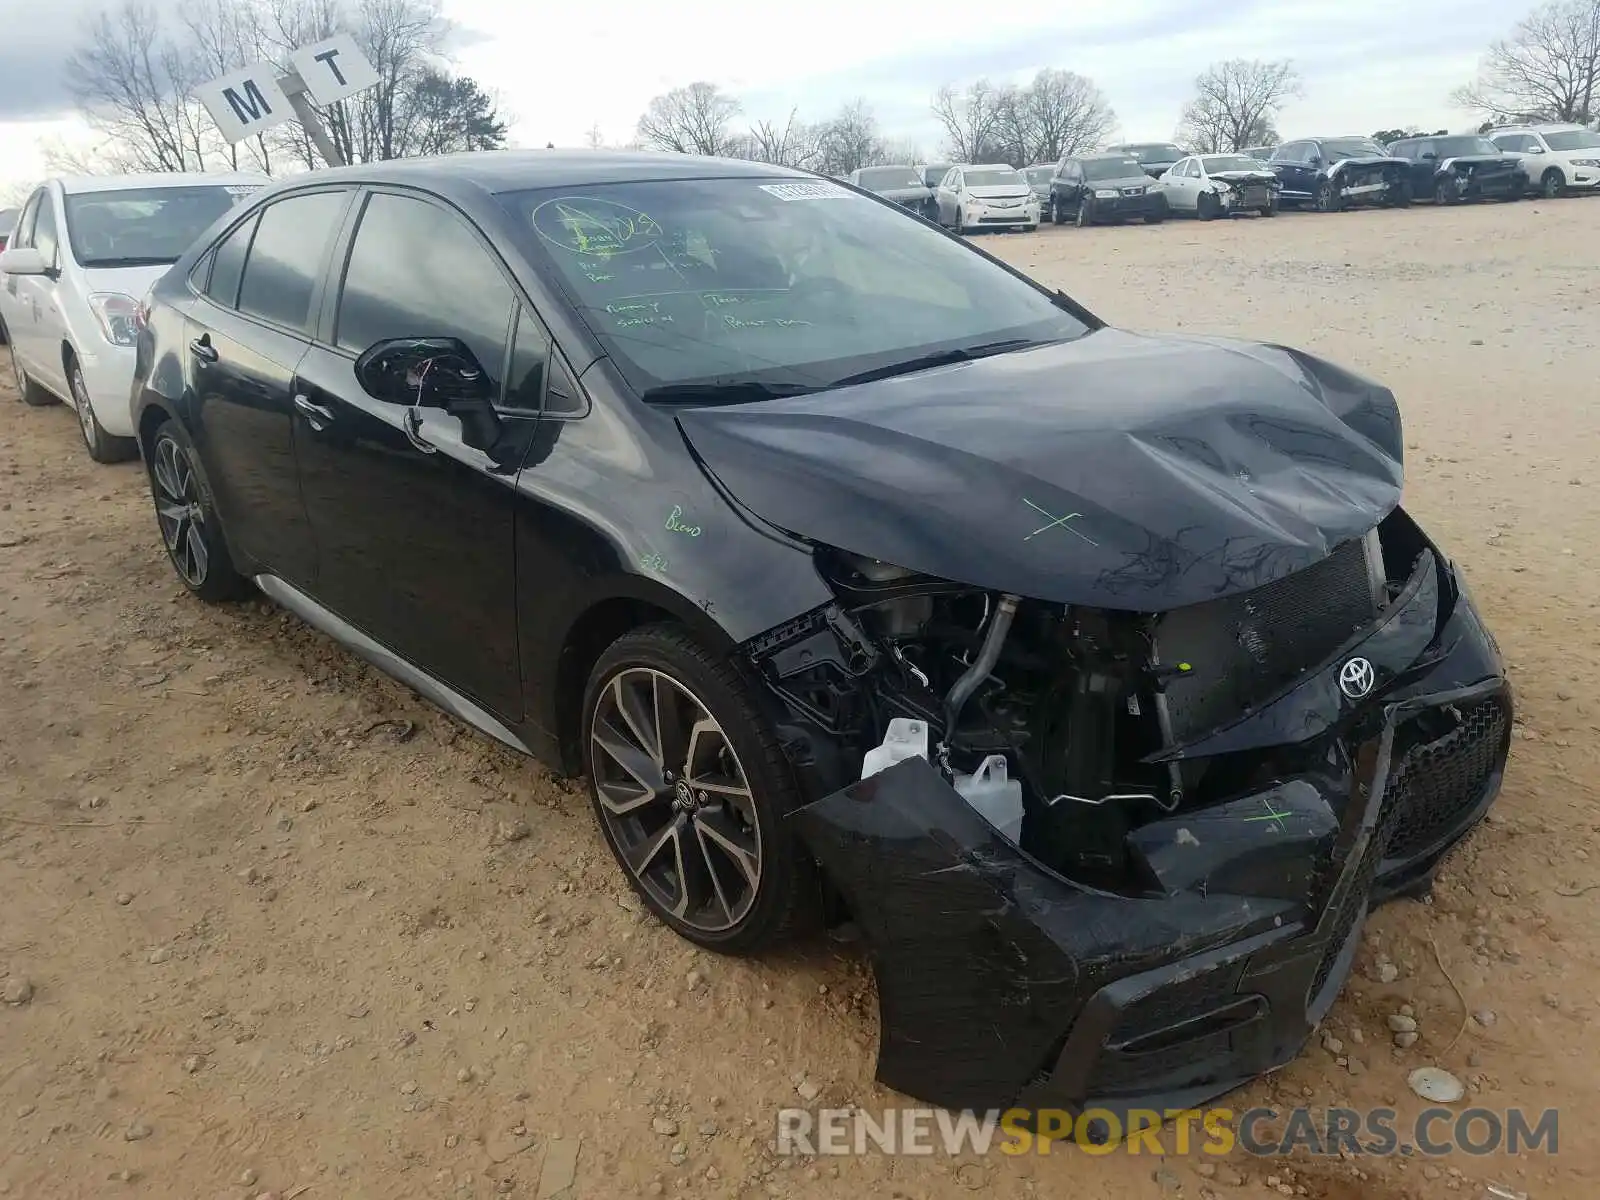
789, 551, 1509, 1116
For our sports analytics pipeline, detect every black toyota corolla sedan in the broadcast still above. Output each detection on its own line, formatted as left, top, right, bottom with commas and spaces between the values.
130, 151, 1510, 1120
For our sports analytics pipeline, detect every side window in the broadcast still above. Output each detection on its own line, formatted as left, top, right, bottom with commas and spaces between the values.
32, 195, 60, 265
237, 190, 348, 333
1415, 141, 1435, 159
504, 305, 583, 417
1186, 160, 1202, 178
335, 192, 515, 397
1389, 142, 1412, 160
205, 213, 258, 309
11, 191, 41, 249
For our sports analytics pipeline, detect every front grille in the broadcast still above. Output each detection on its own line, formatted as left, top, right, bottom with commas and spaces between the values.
1308, 796, 1402, 1002
1385, 698, 1509, 860
1157, 537, 1381, 740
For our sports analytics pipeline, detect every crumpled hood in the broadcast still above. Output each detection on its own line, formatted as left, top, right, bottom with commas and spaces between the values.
676, 329, 1404, 611
1211, 170, 1279, 185
1328, 155, 1405, 175
966, 184, 1033, 200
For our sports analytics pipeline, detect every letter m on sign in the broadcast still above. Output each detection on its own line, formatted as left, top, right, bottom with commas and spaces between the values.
223, 80, 273, 125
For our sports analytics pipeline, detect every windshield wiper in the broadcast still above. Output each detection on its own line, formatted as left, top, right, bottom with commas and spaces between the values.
639, 379, 821, 404
828, 338, 1040, 388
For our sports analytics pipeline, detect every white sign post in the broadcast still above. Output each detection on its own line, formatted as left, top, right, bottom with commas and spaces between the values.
195, 35, 379, 169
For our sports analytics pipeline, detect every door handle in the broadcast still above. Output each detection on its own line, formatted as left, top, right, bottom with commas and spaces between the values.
188, 336, 218, 363
402, 406, 438, 454
293, 393, 334, 431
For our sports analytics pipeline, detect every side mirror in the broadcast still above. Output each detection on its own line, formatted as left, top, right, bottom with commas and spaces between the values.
355, 337, 494, 410
0, 247, 50, 278
1526, 145, 1545, 154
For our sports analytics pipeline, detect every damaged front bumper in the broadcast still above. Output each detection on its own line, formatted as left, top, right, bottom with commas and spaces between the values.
784, 547, 1510, 1118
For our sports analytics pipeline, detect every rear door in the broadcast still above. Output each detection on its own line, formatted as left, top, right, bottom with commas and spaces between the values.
0, 190, 41, 366
291, 187, 527, 717
23, 192, 70, 396
185, 188, 353, 588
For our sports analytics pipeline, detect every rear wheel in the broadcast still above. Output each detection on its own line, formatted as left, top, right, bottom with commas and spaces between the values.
1196, 192, 1220, 221
1540, 168, 1564, 199
68, 352, 137, 464
582, 625, 815, 954
146, 418, 248, 602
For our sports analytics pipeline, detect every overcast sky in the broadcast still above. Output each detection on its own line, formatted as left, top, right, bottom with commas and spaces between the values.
0, 0, 1514, 196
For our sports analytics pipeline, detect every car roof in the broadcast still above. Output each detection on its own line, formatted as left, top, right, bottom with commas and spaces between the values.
270, 149, 812, 195
1079, 152, 1140, 160
1109, 142, 1181, 151
964, 163, 1019, 172
53, 171, 270, 195
1492, 123, 1583, 133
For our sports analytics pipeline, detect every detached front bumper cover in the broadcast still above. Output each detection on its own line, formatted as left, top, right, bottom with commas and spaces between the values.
786, 553, 1510, 1119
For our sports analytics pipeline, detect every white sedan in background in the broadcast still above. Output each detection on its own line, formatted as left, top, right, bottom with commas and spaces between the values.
1158, 154, 1281, 219
0, 172, 266, 461
933, 164, 1041, 233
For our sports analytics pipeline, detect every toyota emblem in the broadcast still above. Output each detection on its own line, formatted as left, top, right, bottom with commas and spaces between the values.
1338, 656, 1376, 700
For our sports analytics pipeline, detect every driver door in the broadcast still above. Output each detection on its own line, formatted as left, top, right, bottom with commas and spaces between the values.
291, 188, 534, 718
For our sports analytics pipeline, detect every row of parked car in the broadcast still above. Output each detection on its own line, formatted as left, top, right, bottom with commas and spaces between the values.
846, 122, 1600, 230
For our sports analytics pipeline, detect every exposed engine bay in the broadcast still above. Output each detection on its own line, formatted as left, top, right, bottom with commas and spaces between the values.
750, 508, 1435, 895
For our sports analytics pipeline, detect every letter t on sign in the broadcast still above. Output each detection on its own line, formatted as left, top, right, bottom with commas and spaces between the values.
290, 33, 380, 106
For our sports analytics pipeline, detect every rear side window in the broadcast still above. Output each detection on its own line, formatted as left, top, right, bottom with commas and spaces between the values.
205, 214, 258, 309
237, 191, 348, 333
335, 192, 515, 384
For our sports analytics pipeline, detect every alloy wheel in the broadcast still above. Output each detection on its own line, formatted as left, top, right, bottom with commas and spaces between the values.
69, 364, 96, 449
1541, 170, 1562, 199
589, 667, 762, 934
151, 435, 210, 586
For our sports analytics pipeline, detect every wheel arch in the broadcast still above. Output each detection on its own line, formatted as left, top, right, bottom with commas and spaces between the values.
549, 580, 741, 775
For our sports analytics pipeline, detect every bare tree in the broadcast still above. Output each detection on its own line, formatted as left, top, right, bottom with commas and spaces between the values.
65, 1, 207, 172
1452, 0, 1600, 123
635, 82, 742, 156
1022, 69, 1116, 163
813, 99, 884, 175
1176, 59, 1302, 154
179, 0, 275, 172
931, 80, 1008, 162
742, 108, 819, 168
584, 123, 607, 149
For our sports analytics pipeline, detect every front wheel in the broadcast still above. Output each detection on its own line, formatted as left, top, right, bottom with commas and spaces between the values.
1433, 178, 1454, 206
1314, 180, 1342, 212
1540, 169, 1564, 199
9, 346, 56, 407
1049, 197, 1065, 225
1075, 197, 1094, 227
68, 353, 137, 464
146, 419, 248, 602
1143, 210, 1165, 225
582, 625, 815, 954
1196, 192, 1220, 221
951, 207, 965, 235
1258, 199, 1278, 217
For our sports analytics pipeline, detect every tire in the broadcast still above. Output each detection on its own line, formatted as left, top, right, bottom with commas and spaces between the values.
1049, 196, 1065, 225
1259, 200, 1278, 217
581, 624, 816, 955
1143, 211, 1164, 225
1075, 197, 1094, 227
1433, 178, 1454, 206
145, 418, 249, 603
67, 351, 137, 464
1388, 180, 1412, 208
1314, 180, 1341, 213
1196, 192, 1220, 221
9, 345, 57, 407
0, 316, 8, 346
952, 207, 965, 235
1540, 168, 1564, 199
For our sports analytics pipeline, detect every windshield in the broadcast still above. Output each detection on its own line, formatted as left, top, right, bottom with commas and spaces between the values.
963, 168, 1024, 188
1201, 155, 1266, 173
501, 178, 1087, 397
64, 184, 260, 267
857, 168, 923, 190
1434, 137, 1501, 156
1082, 157, 1142, 181
1123, 144, 1183, 162
1320, 139, 1386, 160
1024, 167, 1054, 185
1545, 129, 1600, 150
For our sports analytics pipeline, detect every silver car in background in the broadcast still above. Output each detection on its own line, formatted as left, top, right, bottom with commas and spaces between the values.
848, 165, 935, 212
933, 164, 1041, 233
1159, 154, 1281, 219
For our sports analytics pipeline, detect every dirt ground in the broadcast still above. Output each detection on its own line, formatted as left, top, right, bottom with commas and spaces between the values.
2, 196, 1597, 1200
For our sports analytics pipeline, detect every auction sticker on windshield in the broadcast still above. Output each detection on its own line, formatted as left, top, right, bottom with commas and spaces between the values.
758, 182, 853, 201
